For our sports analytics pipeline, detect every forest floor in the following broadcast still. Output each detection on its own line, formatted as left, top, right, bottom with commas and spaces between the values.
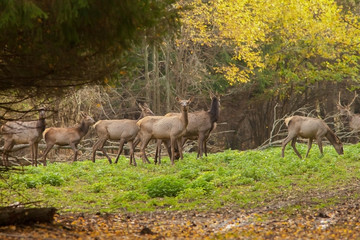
1, 183, 359, 239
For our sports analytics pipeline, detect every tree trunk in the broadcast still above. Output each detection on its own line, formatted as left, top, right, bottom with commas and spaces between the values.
143, 38, 150, 104
164, 41, 171, 113
153, 45, 160, 114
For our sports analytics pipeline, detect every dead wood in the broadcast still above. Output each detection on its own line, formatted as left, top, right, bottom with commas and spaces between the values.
0, 207, 57, 226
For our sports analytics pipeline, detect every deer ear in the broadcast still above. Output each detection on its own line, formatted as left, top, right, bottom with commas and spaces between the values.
80, 112, 86, 118
175, 96, 180, 102
188, 96, 194, 103
209, 91, 214, 99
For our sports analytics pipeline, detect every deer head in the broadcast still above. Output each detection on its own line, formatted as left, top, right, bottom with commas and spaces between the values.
337, 91, 358, 117
138, 103, 154, 117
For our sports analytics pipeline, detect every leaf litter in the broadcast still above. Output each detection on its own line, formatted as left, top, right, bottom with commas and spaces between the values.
1, 190, 360, 240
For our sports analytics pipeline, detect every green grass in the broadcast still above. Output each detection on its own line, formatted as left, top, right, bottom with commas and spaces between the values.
1, 143, 360, 214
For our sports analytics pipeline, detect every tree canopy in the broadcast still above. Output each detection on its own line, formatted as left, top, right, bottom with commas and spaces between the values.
0, 0, 178, 116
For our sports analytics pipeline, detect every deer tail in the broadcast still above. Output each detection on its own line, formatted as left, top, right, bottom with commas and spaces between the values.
284, 117, 293, 127
42, 128, 51, 139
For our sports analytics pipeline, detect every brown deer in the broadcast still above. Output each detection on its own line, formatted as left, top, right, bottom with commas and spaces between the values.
137, 97, 193, 165
42, 112, 95, 165
92, 103, 154, 166
337, 91, 360, 133
1, 107, 46, 167
281, 115, 343, 159
155, 94, 220, 163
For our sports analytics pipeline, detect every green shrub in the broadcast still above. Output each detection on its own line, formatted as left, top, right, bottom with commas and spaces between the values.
43, 186, 61, 196
90, 183, 106, 193
190, 177, 215, 194
179, 169, 199, 180
113, 191, 147, 202
146, 176, 187, 198
177, 188, 206, 200
14, 175, 40, 189
40, 173, 64, 186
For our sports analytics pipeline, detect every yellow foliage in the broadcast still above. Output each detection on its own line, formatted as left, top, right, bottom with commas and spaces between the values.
178, 0, 360, 83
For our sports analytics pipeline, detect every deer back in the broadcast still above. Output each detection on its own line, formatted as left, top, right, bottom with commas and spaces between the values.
95, 119, 139, 140
287, 116, 330, 139
2, 121, 42, 144
43, 127, 80, 145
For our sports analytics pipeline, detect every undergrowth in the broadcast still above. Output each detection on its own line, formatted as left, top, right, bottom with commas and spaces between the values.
1, 143, 360, 213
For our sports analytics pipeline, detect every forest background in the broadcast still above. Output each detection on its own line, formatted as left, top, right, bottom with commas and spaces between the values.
1, 0, 360, 153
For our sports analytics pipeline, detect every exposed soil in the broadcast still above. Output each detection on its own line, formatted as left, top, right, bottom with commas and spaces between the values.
1, 183, 360, 239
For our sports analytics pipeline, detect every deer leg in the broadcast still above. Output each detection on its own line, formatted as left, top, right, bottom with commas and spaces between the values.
30, 142, 39, 167
115, 139, 126, 164
177, 138, 184, 160
316, 137, 324, 155
204, 141, 208, 157
305, 138, 313, 158
281, 133, 296, 157
158, 140, 162, 164
291, 137, 302, 159
69, 143, 78, 162
30, 143, 35, 167
128, 141, 136, 166
197, 134, 205, 158
93, 138, 112, 164
42, 143, 54, 166
101, 150, 112, 164
154, 139, 161, 165
133, 136, 140, 149
2, 141, 14, 167
165, 140, 172, 161
170, 138, 176, 165
35, 142, 39, 166
92, 138, 104, 163
140, 137, 151, 164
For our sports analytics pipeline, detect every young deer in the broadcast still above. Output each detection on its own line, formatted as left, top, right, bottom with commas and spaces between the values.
282, 116, 343, 159
42, 112, 95, 165
92, 103, 154, 166
337, 91, 360, 132
137, 97, 193, 165
155, 94, 220, 163
1, 107, 46, 167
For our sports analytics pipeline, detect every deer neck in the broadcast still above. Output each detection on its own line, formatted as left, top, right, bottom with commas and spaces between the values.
208, 97, 220, 123
78, 120, 90, 137
325, 129, 339, 146
37, 118, 46, 133
180, 107, 189, 128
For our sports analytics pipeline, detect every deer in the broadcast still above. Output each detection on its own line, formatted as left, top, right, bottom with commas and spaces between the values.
92, 103, 154, 166
136, 97, 193, 165
155, 93, 220, 164
281, 115, 343, 159
1, 107, 46, 167
337, 91, 360, 133
42, 112, 95, 165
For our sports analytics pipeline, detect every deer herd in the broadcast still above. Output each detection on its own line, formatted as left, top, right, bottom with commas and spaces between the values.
1, 91, 359, 167
0, 94, 220, 167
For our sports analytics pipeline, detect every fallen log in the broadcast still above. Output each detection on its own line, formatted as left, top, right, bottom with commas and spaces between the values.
0, 207, 57, 226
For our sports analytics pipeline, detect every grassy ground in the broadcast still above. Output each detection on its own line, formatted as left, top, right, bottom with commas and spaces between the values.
1, 143, 360, 215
